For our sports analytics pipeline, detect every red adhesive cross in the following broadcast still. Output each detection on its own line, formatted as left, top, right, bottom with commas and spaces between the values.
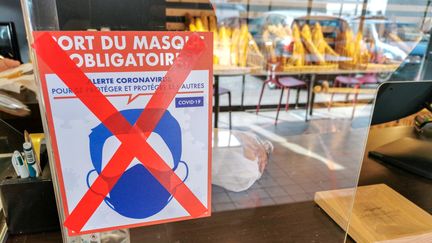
33, 32, 208, 233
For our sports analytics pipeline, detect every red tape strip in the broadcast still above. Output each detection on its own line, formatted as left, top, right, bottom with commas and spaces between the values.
33, 32, 208, 233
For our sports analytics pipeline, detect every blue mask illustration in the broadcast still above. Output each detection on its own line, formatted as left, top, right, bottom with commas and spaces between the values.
87, 109, 188, 219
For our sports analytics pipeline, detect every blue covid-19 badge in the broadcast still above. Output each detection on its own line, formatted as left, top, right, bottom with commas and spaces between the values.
87, 109, 188, 219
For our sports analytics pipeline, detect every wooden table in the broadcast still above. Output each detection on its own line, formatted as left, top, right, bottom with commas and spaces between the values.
250, 65, 399, 121
212, 64, 398, 124
213, 65, 252, 128
315, 126, 432, 242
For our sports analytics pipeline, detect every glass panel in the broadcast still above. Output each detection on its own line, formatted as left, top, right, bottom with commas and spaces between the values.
347, 81, 432, 243
15, 0, 431, 242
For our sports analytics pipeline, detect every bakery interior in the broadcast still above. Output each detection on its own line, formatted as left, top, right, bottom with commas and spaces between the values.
0, 0, 432, 242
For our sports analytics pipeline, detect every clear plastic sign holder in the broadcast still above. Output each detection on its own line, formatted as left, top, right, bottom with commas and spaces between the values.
22, 1, 213, 242
20, 0, 213, 241
20, 0, 131, 242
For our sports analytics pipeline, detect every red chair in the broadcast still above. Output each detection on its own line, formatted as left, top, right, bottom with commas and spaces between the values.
329, 74, 378, 112
334, 74, 378, 87
256, 64, 307, 124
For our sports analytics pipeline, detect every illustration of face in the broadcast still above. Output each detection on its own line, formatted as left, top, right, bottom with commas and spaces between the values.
88, 109, 187, 219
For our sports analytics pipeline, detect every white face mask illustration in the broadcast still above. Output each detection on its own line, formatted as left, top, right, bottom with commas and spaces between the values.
101, 133, 176, 172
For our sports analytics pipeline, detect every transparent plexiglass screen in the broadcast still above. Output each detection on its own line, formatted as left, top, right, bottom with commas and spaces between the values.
19, 0, 430, 242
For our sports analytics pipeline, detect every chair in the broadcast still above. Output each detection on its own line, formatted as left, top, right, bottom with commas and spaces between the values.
334, 74, 378, 87
256, 64, 307, 124
214, 87, 232, 129
328, 74, 378, 111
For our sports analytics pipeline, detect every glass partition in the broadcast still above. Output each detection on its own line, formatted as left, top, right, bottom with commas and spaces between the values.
13, 0, 432, 242
346, 81, 432, 242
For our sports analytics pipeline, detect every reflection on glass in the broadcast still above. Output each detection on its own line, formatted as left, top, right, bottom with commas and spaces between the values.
14, 0, 432, 242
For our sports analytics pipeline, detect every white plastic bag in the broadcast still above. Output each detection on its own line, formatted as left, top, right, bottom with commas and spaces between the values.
212, 129, 273, 192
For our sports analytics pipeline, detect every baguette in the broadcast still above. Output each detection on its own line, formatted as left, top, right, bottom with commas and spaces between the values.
200, 13, 209, 31
301, 24, 326, 65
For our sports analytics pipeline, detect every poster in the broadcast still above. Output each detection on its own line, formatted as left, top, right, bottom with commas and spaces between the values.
32, 31, 212, 235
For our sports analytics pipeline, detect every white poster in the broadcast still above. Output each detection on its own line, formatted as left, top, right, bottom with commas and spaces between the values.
33, 31, 212, 235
